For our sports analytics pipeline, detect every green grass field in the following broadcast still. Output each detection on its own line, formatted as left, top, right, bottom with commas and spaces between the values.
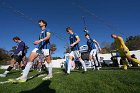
0, 67, 140, 93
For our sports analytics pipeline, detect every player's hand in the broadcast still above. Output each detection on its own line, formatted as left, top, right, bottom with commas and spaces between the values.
70, 43, 75, 47
122, 48, 127, 53
34, 40, 40, 45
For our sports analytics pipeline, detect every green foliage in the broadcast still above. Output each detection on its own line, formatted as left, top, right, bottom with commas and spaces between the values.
0, 48, 11, 65
126, 35, 140, 50
50, 44, 57, 54
52, 57, 62, 60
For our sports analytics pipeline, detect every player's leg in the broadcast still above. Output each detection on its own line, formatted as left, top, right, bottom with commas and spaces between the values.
125, 51, 140, 64
92, 49, 99, 70
42, 49, 53, 80
76, 51, 87, 72
89, 50, 95, 70
37, 62, 42, 72
0, 55, 18, 77
66, 51, 74, 74
15, 48, 38, 82
121, 57, 128, 70
20, 56, 26, 71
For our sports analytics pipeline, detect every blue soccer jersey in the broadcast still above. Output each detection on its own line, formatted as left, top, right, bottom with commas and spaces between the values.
69, 33, 79, 51
38, 29, 50, 49
87, 38, 96, 51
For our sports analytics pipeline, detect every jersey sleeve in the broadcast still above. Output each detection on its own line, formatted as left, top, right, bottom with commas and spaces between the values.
74, 33, 79, 38
93, 39, 97, 43
46, 32, 51, 36
46, 29, 51, 37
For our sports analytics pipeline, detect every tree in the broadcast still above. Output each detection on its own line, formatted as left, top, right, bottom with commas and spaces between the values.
52, 57, 62, 60
0, 48, 11, 65
126, 35, 140, 50
100, 42, 112, 53
64, 42, 71, 54
50, 43, 57, 54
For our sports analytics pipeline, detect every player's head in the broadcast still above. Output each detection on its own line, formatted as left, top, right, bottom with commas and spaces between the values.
66, 26, 73, 34
13, 36, 21, 43
85, 33, 90, 39
111, 34, 117, 39
38, 20, 47, 28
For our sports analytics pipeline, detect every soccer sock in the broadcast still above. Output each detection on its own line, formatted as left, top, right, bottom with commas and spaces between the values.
3, 66, 13, 75
44, 62, 48, 68
7, 66, 13, 71
48, 63, 52, 76
21, 66, 25, 70
22, 62, 33, 78
3, 71, 10, 75
90, 60, 95, 69
122, 60, 128, 70
67, 60, 72, 74
80, 60, 87, 71
93, 56, 99, 67
132, 58, 140, 64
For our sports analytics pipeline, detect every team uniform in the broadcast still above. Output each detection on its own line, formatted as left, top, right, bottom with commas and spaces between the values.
69, 33, 81, 59
0, 41, 26, 77
115, 36, 140, 69
87, 38, 100, 70
67, 33, 87, 74
32, 29, 51, 56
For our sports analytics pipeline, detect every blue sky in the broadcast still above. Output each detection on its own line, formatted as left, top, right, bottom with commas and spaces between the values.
0, 0, 140, 57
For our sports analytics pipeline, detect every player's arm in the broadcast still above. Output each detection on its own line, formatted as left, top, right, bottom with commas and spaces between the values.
40, 32, 51, 41
70, 35, 80, 47
93, 40, 101, 52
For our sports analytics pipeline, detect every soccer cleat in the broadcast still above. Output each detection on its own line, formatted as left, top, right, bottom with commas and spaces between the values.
0, 74, 6, 77
38, 74, 47, 77
8, 79, 17, 83
65, 73, 70, 75
14, 76, 27, 83
15, 79, 26, 83
42, 75, 53, 80
97, 67, 100, 70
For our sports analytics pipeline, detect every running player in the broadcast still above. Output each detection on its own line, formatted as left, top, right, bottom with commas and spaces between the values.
85, 33, 101, 70
14, 20, 52, 82
111, 34, 140, 70
0, 36, 26, 77
66, 27, 87, 74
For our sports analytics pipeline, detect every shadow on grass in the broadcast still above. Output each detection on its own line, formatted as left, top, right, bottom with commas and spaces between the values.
27, 71, 47, 81
20, 80, 56, 93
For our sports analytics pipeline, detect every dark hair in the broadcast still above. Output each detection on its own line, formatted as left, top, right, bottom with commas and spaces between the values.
66, 27, 72, 32
111, 34, 117, 38
13, 36, 20, 40
38, 20, 47, 27
85, 33, 90, 37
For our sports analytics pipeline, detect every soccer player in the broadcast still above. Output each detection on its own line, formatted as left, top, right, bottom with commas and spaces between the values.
66, 27, 87, 74
85, 33, 101, 70
0, 36, 26, 77
111, 34, 140, 70
14, 20, 52, 82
